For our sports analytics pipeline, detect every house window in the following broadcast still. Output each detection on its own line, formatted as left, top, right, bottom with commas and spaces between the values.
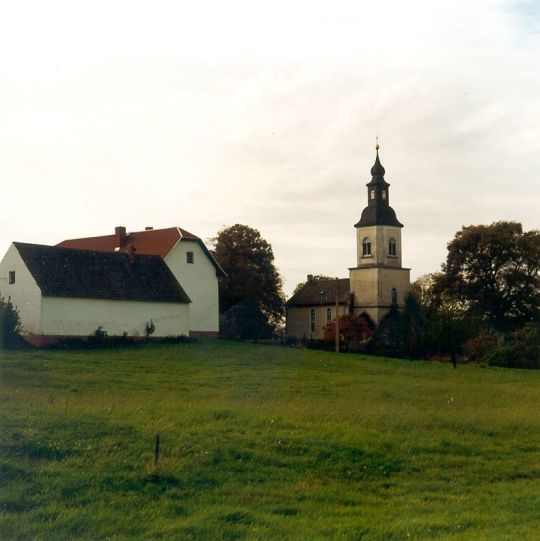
362, 238, 371, 257
310, 309, 315, 333
8, 271, 15, 284
186, 251, 194, 264
370, 189, 375, 200
326, 308, 332, 324
389, 238, 397, 256
391, 288, 398, 305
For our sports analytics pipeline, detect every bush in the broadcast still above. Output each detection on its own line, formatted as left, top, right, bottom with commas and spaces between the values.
145, 320, 156, 337
89, 326, 108, 345
484, 324, 540, 368
463, 330, 501, 362
323, 314, 373, 352
0, 297, 23, 349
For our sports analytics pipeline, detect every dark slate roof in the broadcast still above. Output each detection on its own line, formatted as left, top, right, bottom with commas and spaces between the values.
355, 204, 403, 228
369, 151, 387, 179
286, 278, 350, 307
355, 149, 403, 228
14, 242, 191, 303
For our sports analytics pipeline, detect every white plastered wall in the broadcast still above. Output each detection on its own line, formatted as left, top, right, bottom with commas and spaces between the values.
165, 239, 219, 333
0, 244, 42, 334
41, 297, 189, 337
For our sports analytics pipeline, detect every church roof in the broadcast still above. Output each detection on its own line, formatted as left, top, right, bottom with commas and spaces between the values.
286, 278, 351, 307
355, 204, 403, 228
369, 151, 387, 179
355, 147, 403, 228
14, 242, 191, 303
57, 226, 226, 277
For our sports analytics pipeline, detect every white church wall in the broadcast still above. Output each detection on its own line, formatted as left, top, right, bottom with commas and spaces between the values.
40, 297, 190, 337
0, 244, 42, 335
165, 239, 219, 336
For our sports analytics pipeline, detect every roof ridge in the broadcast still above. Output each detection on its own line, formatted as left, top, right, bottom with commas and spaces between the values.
15, 241, 163, 260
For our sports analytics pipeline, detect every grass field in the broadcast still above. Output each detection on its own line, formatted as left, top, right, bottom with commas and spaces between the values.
1, 341, 540, 540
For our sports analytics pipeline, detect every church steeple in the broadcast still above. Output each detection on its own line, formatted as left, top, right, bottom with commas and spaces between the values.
349, 140, 411, 324
354, 141, 403, 228
370, 138, 385, 177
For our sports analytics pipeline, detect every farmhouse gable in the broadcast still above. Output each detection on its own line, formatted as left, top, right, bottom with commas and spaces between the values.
57, 226, 223, 337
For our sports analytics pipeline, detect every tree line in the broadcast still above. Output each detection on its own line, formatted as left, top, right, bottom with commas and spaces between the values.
2, 221, 538, 368
374, 221, 540, 368
211, 221, 539, 368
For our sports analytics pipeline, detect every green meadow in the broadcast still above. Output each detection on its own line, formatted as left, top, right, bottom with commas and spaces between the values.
1, 341, 539, 540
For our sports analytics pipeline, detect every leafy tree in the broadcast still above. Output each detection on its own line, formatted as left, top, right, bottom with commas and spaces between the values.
220, 298, 273, 341
371, 305, 406, 355
0, 297, 22, 349
438, 222, 540, 332
372, 282, 476, 364
212, 224, 285, 338
424, 307, 475, 367
323, 314, 372, 351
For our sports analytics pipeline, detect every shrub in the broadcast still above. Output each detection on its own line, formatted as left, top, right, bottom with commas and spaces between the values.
145, 320, 156, 337
90, 326, 108, 344
0, 297, 23, 348
463, 330, 501, 362
323, 314, 373, 352
484, 323, 540, 368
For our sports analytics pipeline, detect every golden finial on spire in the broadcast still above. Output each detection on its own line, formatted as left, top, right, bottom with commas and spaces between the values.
375, 135, 380, 151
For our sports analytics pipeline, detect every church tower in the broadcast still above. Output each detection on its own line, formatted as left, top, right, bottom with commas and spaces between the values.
349, 142, 410, 324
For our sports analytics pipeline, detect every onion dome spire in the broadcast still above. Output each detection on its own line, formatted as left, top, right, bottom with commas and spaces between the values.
354, 139, 403, 228
371, 136, 386, 177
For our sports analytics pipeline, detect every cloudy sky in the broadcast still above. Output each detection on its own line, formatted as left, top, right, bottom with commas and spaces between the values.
1, 0, 539, 296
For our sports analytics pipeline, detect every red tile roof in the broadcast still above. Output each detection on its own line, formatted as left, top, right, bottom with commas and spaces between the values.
57, 227, 226, 276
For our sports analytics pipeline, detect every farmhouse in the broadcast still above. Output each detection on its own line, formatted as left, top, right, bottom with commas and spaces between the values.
0, 242, 191, 346
57, 226, 225, 337
286, 144, 411, 341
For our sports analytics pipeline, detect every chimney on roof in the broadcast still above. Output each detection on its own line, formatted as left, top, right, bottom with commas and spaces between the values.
145, 226, 153, 231
307, 274, 314, 283
115, 226, 127, 248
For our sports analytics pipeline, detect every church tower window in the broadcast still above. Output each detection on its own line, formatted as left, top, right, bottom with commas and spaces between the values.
362, 238, 372, 256
389, 238, 397, 256
391, 288, 397, 305
370, 189, 375, 200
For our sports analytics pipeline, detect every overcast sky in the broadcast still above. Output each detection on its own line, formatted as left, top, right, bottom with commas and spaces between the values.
1, 0, 539, 296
